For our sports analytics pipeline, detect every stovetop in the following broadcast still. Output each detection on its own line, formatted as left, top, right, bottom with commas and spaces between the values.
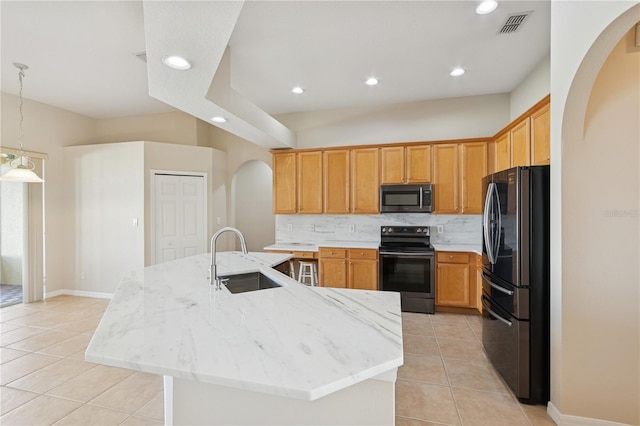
379, 226, 434, 252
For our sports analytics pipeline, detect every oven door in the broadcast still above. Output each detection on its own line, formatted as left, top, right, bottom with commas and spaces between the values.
379, 251, 435, 313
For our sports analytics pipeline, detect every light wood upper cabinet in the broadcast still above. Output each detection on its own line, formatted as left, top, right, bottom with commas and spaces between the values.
297, 151, 323, 214
432, 144, 460, 214
272, 152, 297, 214
380, 146, 405, 184
380, 145, 432, 184
494, 132, 510, 174
406, 145, 432, 183
351, 148, 380, 214
460, 142, 488, 214
510, 118, 531, 168
531, 102, 550, 165
323, 150, 350, 214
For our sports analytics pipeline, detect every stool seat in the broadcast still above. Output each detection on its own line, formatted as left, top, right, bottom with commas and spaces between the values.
297, 260, 318, 286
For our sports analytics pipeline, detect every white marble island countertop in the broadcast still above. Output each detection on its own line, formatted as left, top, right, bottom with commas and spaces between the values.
85, 252, 402, 401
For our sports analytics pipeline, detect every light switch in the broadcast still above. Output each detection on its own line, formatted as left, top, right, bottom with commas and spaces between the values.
133, 218, 139, 227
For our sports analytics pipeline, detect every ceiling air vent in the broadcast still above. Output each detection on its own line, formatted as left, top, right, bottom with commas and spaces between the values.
499, 12, 532, 34
134, 52, 147, 63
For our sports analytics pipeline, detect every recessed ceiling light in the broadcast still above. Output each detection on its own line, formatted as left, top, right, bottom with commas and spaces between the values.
291, 87, 305, 94
476, 0, 498, 15
211, 116, 227, 123
161, 55, 191, 70
365, 77, 379, 86
450, 67, 466, 77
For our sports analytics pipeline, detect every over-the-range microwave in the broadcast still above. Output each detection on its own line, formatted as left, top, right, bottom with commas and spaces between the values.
380, 184, 433, 213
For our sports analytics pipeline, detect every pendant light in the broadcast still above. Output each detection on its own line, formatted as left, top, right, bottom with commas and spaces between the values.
0, 63, 44, 183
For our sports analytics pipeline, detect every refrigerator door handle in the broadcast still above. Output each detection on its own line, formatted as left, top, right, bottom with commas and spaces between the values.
481, 295, 513, 327
484, 183, 495, 264
482, 272, 514, 295
492, 183, 502, 264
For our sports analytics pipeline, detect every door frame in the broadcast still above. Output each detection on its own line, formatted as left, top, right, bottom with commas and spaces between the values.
150, 170, 208, 265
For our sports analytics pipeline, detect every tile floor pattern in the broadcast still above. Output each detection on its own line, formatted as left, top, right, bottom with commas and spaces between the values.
0, 295, 556, 425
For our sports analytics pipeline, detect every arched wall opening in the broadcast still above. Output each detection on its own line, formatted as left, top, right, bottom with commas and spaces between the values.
553, 4, 640, 424
230, 160, 275, 251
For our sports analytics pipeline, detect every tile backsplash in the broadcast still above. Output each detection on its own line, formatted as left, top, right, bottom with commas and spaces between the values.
275, 214, 482, 245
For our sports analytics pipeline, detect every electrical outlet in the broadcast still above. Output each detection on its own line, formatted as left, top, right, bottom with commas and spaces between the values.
287, 224, 293, 232
81, 272, 86, 280
216, 217, 221, 225
349, 224, 355, 232
308, 224, 315, 231
437, 225, 444, 233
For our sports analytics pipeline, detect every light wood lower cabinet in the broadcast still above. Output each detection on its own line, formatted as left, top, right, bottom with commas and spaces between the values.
435, 251, 479, 310
319, 248, 378, 290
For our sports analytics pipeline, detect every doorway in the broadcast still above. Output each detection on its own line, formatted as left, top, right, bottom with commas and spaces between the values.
152, 172, 207, 265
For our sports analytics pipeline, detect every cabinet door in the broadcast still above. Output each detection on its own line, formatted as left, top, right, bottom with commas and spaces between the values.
406, 145, 432, 183
323, 150, 350, 214
460, 142, 487, 214
510, 118, 530, 167
272, 152, 297, 213
297, 151, 323, 214
494, 133, 510, 173
349, 259, 378, 290
319, 258, 347, 288
432, 144, 459, 214
531, 102, 550, 165
380, 146, 405, 184
351, 148, 380, 214
436, 263, 470, 306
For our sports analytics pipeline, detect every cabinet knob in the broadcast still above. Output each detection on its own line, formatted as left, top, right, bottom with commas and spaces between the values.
449, 255, 454, 259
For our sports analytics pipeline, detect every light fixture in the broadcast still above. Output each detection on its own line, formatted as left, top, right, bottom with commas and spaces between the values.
0, 63, 44, 183
450, 67, 466, 77
161, 55, 191, 70
476, 0, 498, 15
365, 77, 379, 86
211, 116, 227, 123
291, 87, 304, 94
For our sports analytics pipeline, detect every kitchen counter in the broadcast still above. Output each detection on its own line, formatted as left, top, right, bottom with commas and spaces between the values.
432, 243, 482, 255
264, 240, 380, 252
86, 251, 402, 425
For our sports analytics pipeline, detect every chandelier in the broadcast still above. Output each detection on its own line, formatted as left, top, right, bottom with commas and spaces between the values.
0, 63, 44, 183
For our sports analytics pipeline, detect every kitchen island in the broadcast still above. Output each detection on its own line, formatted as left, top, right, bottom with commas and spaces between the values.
85, 251, 403, 425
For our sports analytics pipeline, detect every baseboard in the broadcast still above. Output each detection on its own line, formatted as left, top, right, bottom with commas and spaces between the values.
46, 289, 113, 300
548, 402, 633, 426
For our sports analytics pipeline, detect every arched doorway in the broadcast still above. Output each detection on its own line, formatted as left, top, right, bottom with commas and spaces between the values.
231, 160, 274, 251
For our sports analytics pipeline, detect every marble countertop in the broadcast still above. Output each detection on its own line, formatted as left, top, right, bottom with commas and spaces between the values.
432, 243, 482, 254
85, 252, 402, 401
264, 241, 380, 252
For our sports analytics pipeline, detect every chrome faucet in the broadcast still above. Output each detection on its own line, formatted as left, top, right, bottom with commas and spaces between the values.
210, 227, 248, 289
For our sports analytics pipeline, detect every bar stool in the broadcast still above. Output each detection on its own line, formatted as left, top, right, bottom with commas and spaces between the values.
288, 259, 296, 279
298, 261, 318, 286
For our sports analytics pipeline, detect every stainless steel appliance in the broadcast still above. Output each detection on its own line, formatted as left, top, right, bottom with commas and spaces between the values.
481, 165, 550, 403
379, 226, 435, 314
380, 184, 433, 213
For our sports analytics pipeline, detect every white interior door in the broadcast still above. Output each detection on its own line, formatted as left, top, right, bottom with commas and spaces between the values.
153, 173, 206, 264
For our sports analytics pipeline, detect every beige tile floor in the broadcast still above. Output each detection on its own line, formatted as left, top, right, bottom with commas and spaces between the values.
0, 295, 555, 425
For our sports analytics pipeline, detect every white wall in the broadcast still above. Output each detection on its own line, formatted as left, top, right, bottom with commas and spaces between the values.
1, 93, 97, 294
509, 54, 550, 120
275, 93, 510, 148
550, 2, 640, 424
64, 142, 145, 294
233, 160, 275, 251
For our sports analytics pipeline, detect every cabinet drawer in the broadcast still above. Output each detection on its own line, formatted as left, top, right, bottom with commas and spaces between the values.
348, 249, 378, 260
319, 248, 347, 259
293, 251, 317, 259
437, 252, 469, 264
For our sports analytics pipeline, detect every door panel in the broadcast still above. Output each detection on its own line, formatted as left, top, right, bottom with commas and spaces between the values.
154, 174, 206, 264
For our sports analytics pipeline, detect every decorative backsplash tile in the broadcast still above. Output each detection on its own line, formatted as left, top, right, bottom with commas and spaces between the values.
275, 214, 481, 245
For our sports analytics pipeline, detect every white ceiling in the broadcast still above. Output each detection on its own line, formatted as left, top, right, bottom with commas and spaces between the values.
0, 1, 550, 130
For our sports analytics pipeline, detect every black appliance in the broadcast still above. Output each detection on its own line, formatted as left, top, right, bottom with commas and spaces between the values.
481, 165, 550, 404
380, 184, 433, 213
379, 226, 435, 314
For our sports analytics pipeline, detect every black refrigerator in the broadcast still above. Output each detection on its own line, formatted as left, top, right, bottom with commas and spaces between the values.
481, 165, 550, 404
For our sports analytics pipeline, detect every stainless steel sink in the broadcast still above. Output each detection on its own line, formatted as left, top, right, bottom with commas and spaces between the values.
220, 272, 282, 294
